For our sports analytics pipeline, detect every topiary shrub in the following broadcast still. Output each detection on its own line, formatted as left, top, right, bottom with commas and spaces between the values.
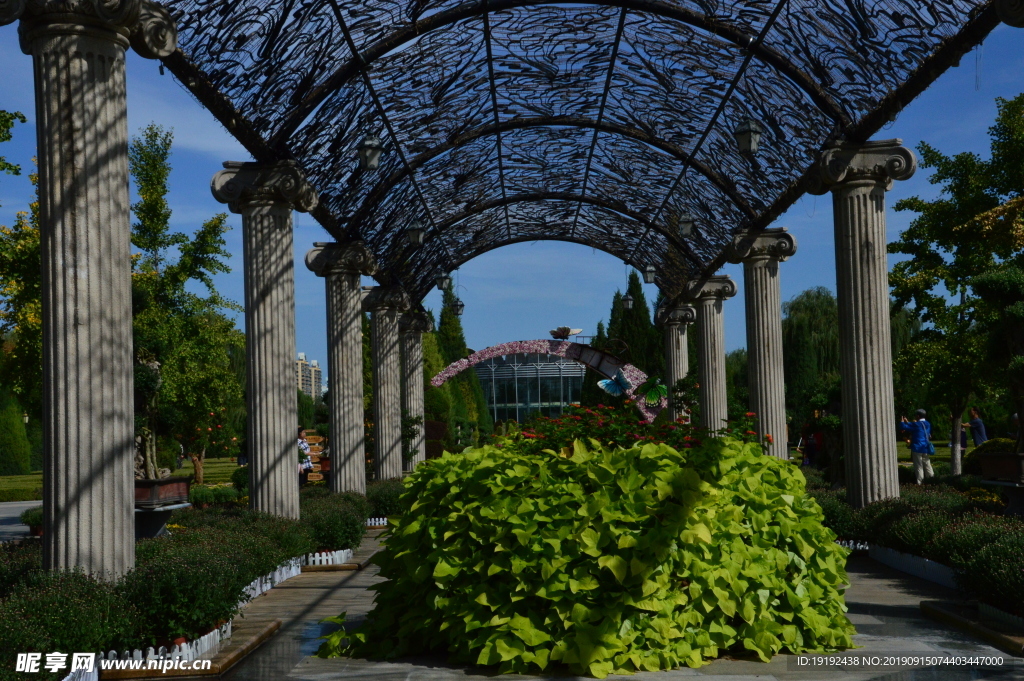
930, 512, 1024, 572
19, 505, 42, 529
367, 478, 406, 518
320, 438, 854, 677
963, 438, 1015, 474
189, 484, 214, 506
968, 533, 1024, 617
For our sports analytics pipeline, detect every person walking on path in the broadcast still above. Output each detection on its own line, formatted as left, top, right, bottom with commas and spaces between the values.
964, 407, 989, 447
900, 409, 935, 484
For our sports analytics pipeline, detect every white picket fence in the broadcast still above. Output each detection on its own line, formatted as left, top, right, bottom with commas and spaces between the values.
304, 548, 353, 566
367, 517, 387, 526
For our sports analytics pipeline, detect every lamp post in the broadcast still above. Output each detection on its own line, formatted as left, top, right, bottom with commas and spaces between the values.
733, 118, 764, 155
435, 271, 452, 291
405, 219, 426, 247
622, 293, 634, 310
452, 298, 465, 316
357, 134, 384, 170
643, 265, 657, 284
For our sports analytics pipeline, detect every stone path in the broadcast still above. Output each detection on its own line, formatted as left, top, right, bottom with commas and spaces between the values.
226, 533, 1024, 681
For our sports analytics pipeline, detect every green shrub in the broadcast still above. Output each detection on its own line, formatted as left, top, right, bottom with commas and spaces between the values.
0, 572, 140, 681
930, 512, 1024, 571
301, 495, 367, 551
0, 393, 31, 476
0, 542, 41, 599
967, 533, 1024, 617
189, 484, 214, 506
367, 478, 405, 518
19, 505, 42, 527
211, 485, 238, 503
0, 488, 41, 502
231, 464, 249, 494
849, 498, 915, 541
876, 509, 954, 556
320, 439, 853, 677
814, 491, 858, 540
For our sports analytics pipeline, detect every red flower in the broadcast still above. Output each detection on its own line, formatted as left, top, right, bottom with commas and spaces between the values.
745, 412, 756, 417
765, 433, 774, 445
745, 430, 756, 436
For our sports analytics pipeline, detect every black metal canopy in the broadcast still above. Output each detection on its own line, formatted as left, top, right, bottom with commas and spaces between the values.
162, 0, 998, 303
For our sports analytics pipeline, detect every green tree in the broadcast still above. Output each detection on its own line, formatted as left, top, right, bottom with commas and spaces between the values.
890, 95, 1024, 473
0, 110, 26, 177
781, 287, 841, 421
972, 266, 1024, 453
436, 285, 492, 440
0, 389, 29, 475
128, 124, 244, 482
579, 321, 608, 407
298, 390, 315, 430
725, 348, 749, 420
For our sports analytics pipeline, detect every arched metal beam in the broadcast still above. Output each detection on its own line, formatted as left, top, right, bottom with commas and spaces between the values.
268, 0, 851, 147
342, 116, 756, 233
422, 191, 701, 268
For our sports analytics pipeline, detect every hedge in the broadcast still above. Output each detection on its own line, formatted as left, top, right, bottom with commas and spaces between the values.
366, 478, 405, 518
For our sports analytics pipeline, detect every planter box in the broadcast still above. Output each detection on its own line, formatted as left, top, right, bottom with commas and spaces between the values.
980, 451, 1024, 484
134, 476, 191, 509
868, 545, 957, 589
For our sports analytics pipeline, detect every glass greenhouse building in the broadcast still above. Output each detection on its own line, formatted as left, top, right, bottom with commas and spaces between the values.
474, 353, 587, 423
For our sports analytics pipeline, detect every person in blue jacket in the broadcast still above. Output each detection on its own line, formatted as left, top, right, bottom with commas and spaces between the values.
900, 409, 934, 484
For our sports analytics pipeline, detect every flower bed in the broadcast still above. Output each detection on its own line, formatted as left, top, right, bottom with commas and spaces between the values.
801, 467, 1024, 618
0, 490, 371, 681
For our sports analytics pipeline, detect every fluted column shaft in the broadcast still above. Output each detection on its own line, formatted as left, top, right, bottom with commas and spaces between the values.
26, 11, 136, 579
689, 277, 736, 431
367, 287, 410, 481
813, 140, 916, 507
306, 243, 376, 494
662, 306, 695, 421
213, 162, 317, 519
401, 327, 425, 471
732, 229, 797, 459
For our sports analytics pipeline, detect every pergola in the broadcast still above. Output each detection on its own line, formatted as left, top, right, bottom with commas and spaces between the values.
1, 0, 1019, 578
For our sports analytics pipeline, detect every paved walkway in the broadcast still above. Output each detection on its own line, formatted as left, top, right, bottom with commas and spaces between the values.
222, 533, 1024, 681
0, 500, 38, 542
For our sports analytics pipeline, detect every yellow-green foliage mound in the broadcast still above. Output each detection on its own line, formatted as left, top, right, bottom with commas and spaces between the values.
319, 438, 853, 677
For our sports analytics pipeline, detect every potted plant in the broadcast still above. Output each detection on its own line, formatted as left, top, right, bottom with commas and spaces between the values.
19, 506, 42, 536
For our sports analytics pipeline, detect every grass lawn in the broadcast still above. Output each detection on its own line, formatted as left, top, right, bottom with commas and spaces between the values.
0, 458, 241, 500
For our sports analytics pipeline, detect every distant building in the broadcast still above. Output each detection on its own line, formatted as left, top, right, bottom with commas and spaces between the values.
296, 353, 323, 398
474, 352, 586, 423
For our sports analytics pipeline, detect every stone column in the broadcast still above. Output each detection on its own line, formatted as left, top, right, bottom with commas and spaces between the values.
400, 311, 431, 472
659, 305, 696, 420
687, 276, 737, 432
730, 229, 797, 459
305, 242, 376, 494
3, 0, 175, 578
366, 286, 410, 481
212, 161, 317, 519
812, 140, 916, 507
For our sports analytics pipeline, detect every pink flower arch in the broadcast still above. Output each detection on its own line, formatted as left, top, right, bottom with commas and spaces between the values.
431, 340, 666, 421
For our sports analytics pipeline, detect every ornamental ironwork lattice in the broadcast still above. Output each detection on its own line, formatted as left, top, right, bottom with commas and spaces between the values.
160, 0, 998, 303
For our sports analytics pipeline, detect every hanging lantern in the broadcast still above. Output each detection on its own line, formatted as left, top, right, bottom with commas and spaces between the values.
452, 298, 465, 316
406, 219, 426, 246
435, 271, 452, 291
643, 264, 657, 284
678, 213, 696, 238
733, 118, 764, 155
357, 134, 384, 170
622, 293, 634, 310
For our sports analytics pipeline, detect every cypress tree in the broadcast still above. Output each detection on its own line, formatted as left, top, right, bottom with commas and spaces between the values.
436, 285, 493, 441
0, 390, 30, 475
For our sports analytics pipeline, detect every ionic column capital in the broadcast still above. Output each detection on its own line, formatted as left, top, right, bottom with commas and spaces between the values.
997, 0, 1024, 27
729, 228, 797, 264
9, 0, 177, 57
809, 139, 916, 194
400, 310, 433, 334
305, 241, 378, 277
657, 305, 697, 327
686, 275, 737, 302
364, 285, 411, 313
211, 160, 318, 214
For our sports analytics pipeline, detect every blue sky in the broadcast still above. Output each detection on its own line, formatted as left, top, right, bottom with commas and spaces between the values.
1, 23, 1023, 371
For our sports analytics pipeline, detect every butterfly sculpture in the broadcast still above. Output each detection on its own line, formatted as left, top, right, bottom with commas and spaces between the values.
635, 378, 669, 407
598, 370, 633, 397
549, 326, 583, 340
